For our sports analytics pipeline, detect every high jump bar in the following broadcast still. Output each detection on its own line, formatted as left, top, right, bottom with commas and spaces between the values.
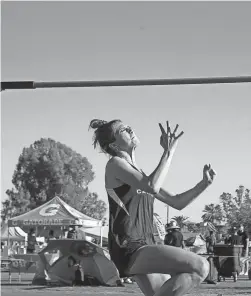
1, 76, 251, 91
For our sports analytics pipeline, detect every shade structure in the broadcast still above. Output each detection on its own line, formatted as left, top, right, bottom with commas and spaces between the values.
185, 234, 207, 254
33, 239, 120, 286
8, 196, 102, 228
1, 223, 27, 241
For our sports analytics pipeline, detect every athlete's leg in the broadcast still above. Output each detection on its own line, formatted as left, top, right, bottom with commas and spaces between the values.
128, 245, 209, 296
133, 274, 171, 296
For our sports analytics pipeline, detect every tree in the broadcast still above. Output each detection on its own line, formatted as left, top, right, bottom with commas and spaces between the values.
220, 185, 251, 229
171, 215, 189, 229
1, 188, 32, 221
80, 192, 107, 220
60, 190, 107, 220
186, 221, 201, 233
201, 203, 223, 224
2, 138, 107, 221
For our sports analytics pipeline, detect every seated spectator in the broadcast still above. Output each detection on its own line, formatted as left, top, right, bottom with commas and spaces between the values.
67, 256, 84, 286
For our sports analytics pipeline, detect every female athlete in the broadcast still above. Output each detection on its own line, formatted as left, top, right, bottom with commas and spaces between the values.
89, 119, 216, 296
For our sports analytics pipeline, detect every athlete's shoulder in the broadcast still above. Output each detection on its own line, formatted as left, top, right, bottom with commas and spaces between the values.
106, 156, 127, 169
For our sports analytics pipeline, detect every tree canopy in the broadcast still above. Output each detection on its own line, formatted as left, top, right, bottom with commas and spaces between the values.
171, 215, 189, 229
201, 185, 251, 230
2, 138, 107, 221
219, 185, 251, 228
201, 203, 223, 224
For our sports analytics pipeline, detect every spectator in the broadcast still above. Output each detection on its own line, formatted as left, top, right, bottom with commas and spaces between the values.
206, 231, 216, 254
67, 225, 86, 240
229, 228, 241, 245
75, 226, 86, 240
27, 228, 38, 254
48, 230, 56, 240
67, 256, 84, 286
164, 221, 185, 248
238, 224, 249, 275
12, 242, 19, 254
67, 226, 77, 239
224, 234, 231, 245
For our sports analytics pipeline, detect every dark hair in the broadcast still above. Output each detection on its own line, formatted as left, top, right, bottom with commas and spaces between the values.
68, 256, 77, 264
89, 119, 122, 156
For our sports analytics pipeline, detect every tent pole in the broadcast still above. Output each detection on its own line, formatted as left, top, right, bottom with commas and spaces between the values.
100, 226, 103, 247
7, 223, 10, 255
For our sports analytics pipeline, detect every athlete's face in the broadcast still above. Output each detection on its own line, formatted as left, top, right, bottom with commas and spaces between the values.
113, 122, 139, 151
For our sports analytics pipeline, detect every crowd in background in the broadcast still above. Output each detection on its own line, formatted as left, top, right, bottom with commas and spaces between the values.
164, 221, 250, 276
2, 221, 250, 285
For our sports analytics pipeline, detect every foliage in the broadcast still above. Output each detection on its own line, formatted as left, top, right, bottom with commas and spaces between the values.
201, 203, 223, 224
171, 215, 189, 229
186, 221, 201, 233
219, 185, 251, 229
60, 191, 107, 220
1, 138, 107, 221
201, 185, 251, 231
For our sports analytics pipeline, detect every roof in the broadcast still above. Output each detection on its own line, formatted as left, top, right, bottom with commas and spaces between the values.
8, 196, 102, 228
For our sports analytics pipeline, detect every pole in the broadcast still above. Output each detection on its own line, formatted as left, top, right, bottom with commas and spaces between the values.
100, 226, 103, 248
7, 224, 10, 255
1, 76, 251, 91
166, 205, 170, 225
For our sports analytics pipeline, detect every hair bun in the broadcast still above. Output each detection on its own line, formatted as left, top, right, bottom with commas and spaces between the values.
89, 119, 107, 129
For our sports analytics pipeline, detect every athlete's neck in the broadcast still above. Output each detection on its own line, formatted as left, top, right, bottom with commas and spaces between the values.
116, 148, 138, 169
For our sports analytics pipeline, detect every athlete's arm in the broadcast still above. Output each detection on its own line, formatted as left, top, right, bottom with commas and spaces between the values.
154, 165, 216, 210
107, 121, 183, 194
155, 180, 208, 210
106, 155, 170, 194
147, 122, 183, 193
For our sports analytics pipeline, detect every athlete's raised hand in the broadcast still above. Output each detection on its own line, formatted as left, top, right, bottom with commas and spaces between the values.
159, 121, 184, 155
203, 164, 216, 186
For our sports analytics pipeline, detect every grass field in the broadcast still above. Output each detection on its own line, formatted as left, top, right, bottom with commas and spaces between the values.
1, 273, 251, 296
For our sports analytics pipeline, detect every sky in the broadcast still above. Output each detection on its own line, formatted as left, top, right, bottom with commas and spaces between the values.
1, 1, 251, 227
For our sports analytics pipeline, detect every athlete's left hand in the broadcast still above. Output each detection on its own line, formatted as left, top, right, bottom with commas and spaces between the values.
203, 164, 216, 186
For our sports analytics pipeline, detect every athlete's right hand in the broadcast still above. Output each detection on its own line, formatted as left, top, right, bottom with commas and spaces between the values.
159, 121, 184, 155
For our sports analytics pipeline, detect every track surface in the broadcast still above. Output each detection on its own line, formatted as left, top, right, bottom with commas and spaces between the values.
1, 273, 251, 296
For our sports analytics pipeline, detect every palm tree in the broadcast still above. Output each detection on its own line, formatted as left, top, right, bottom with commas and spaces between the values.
201, 203, 223, 224
171, 215, 189, 229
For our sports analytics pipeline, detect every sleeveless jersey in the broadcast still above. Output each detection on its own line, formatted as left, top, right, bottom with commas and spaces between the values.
106, 166, 155, 277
